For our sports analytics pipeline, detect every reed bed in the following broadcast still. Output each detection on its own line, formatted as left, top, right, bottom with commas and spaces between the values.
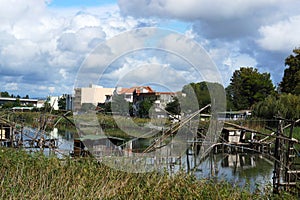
0, 148, 295, 199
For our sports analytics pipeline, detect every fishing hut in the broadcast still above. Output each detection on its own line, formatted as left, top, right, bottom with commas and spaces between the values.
0, 114, 59, 151
72, 135, 125, 157
0, 118, 15, 147
221, 127, 245, 143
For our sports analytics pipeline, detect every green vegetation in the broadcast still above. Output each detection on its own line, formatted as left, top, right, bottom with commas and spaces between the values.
0, 91, 29, 99
180, 82, 225, 113
226, 67, 275, 110
280, 48, 300, 95
0, 148, 296, 199
138, 98, 154, 118
58, 95, 66, 110
166, 96, 181, 115
253, 93, 300, 120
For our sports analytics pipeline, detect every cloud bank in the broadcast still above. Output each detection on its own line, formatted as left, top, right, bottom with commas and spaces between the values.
0, 0, 154, 97
1, 0, 300, 97
118, 0, 300, 85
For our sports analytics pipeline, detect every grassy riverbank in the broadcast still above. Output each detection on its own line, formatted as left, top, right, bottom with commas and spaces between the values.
0, 148, 296, 199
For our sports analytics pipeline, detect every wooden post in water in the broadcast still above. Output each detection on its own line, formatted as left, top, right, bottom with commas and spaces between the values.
0, 123, 3, 147
9, 126, 13, 147
284, 120, 295, 191
273, 119, 283, 194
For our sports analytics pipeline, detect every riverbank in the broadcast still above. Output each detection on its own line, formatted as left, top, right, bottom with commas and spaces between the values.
0, 148, 295, 199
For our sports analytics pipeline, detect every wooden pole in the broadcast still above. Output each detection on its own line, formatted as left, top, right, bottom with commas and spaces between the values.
273, 119, 283, 194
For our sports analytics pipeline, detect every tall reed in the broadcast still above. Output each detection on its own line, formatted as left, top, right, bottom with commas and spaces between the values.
0, 148, 295, 199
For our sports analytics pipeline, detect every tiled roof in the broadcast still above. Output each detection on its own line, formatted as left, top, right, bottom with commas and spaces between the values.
117, 86, 155, 94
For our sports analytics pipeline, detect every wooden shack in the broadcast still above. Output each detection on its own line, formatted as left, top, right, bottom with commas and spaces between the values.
73, 135, 125, 157
0, 119, 14, 147
221, 127, 245, 143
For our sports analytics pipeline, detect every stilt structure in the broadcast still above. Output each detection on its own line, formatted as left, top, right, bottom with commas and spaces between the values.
272, 118, 300, 194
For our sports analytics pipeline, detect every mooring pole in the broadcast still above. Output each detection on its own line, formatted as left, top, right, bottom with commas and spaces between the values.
284, 120, 295, 189
273, 119, 283, 194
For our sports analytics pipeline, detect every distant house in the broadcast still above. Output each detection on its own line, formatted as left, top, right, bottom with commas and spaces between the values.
114, 87, 139, 102
218, 110, 252, 121
155, 92, 175, 108
0, 97, 38, 107
132, 87, 175, 117
73, 84, 114, 111
49, 96, 59, 110
110, 86, 156, 103
36, 100, 46, 109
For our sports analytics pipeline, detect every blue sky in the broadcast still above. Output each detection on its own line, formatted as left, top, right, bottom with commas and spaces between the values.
1, 0, 300, 98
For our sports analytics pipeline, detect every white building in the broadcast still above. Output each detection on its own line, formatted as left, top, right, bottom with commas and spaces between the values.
112, 86, 155, 103
74, 84, 114, 111
49, 96, 59, 110
36, 100, 46, 109
0, 97, 38, 107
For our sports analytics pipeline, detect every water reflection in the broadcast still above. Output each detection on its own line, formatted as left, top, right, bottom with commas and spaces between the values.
52, 128, 74, 157
189, 153, 273, 192
22, 127, 74, 158
43, 128, 274, 191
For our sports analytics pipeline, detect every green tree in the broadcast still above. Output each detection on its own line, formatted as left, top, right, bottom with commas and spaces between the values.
1, 91, 10, 97
13, 98, 21, 107
279, 48, 300, 95
1, 98, 21, 109
253, 93, 300, 120
58, 96, 66, 110
225, 85, 236, 110
40, 97, 51, 112
165, 97, 181, 115
138, 99, 154, 118
182, 82, 210, 109
2, 102, 14, 109
104, 102, 112, 113
181, 82, 226, 113
227, 67, 275, 110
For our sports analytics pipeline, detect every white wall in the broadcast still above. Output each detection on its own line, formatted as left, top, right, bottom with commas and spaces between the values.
49, 96, 59, 110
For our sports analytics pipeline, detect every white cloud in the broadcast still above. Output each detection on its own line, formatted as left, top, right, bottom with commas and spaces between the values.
39, 86, 47, 90
109, 58, 190, 91
48, 86, 55, 94
118, 0, 300, 87
59, 69, 67, 79
4, 82, 18, 91
257, 15, 300, 52
2, 0, 299, 97
70, 12, 102, 31
75, 28, 224, 91
0, 1, 155, 97
118, 0, 286, 21
57, 27, 106, 52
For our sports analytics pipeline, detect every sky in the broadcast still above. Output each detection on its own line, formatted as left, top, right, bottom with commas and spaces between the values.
1, 0, 300, 98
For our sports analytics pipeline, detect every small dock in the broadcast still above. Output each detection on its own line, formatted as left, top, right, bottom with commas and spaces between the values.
0, 117, 58, 150
0, 117, 20, 147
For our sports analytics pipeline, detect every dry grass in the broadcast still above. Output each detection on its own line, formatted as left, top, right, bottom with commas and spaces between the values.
0, 148, 296, 199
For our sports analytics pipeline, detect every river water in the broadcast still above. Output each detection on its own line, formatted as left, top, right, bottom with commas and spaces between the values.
27, 127, 274, 192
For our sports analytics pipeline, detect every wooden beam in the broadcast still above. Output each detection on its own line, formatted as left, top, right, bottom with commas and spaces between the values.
224, 121, 299, 143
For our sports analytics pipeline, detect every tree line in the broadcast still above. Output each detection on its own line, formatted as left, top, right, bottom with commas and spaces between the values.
166, 48, 300, 120
0, 92, 31, 109
0, 91, 30, 99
